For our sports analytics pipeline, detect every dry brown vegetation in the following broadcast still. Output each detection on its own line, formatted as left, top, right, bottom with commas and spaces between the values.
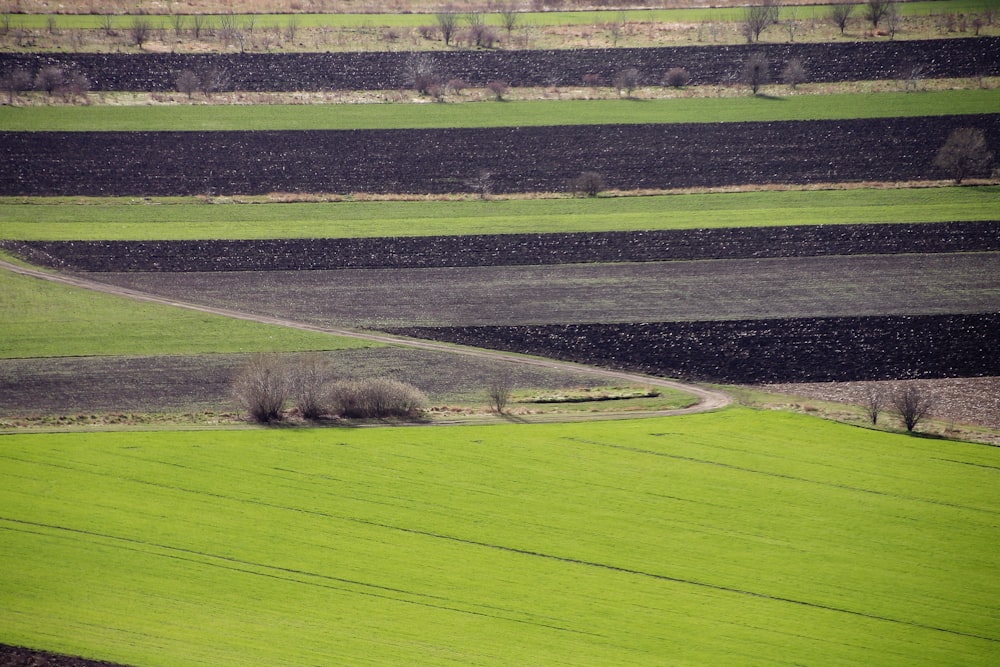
741, 377, 1000, 444
2, 11, 996, 54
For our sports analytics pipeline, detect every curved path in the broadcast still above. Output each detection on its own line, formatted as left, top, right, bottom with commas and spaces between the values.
0, 259, 731, 417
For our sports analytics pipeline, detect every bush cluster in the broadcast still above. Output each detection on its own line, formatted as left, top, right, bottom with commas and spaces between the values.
232, 353, 426, 423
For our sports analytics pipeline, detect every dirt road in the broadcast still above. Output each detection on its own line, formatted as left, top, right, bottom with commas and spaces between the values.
0, 258, 731, 417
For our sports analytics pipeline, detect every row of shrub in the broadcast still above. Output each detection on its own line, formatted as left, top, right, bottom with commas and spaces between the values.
232, 353, 427, 423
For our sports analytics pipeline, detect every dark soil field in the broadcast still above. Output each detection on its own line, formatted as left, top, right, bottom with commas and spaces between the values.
78, 252, 1000, 328
0, 644, 129, 667
1, 38, 997, 91
390, 313, 1000, 384
8, 221, 998, 271
3, 115, 999, 197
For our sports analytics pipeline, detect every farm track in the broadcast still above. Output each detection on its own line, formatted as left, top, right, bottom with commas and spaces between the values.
0, 258, 731, 416
4, 115, 999, 196
1, 38, 997, 91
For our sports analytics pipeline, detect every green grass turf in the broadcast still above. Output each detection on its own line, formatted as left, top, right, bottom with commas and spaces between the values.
1, 186, 996, 241
3, 90, 997, 131
8, 1, 994, 29
0, 409, 997, 665
0, 267, 375, 358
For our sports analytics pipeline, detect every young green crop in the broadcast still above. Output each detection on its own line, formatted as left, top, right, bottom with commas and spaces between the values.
6, 1, 993, 29
0, 409, 997, 665
2, 186, 997, 241
0, 267, 374, 357
3, 90, 997, 132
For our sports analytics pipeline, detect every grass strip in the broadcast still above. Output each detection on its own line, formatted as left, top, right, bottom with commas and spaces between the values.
6, 1, 994, 29
2, 90, 997, 131
1, 186, 996, 241
0, 267, 375, 358
0, 409, 997, 665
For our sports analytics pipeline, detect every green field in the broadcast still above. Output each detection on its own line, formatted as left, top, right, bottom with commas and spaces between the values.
1, 409, 997, 665
7, 1, 996, 29
3, 90, 998, 132
2, 186, 996, 241
0, 268, 372, 358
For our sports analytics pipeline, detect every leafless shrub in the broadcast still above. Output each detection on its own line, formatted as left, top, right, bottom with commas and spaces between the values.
328, 378, 426, 419
663, 66, 690, 88
232, 354, 288, 423
34, 66, 64, 96
446, 77, 467, 95
59, 70, 89, 103
933, 128, 994, 184
583, 72, 602, 89
468, 23, 498, 48
1, 68, 31, 105
891, 383, 934, 432
175, 69, 199, 99
285, 16, 298, 41
199, 65, 228, 97
781, 58, 807, 89
886, 1, 901, 38
614, 67, 640, 97
487, 374, 515, 414
467, 170, 492, 198
418, 24, 438, 40
487, 79, 508, 100
569, 171, 605, 197
829, 3, 854, 34
288, 353, 335, 420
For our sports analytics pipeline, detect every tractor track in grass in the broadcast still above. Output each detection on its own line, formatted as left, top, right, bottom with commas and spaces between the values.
0, 258, 730, 419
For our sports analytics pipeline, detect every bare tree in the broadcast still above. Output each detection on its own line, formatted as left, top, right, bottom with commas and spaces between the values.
191, 14, 205, 39
60, 70, 89, 103
487, 79, 508, 100
781, 57, 807, 89
891, 384, 934, 432
614, 67, 641, 97
741, 52, 771, 95
175, 69, 199, 99
447, 77, 467, 95
663, 66, 690, 88
570, 171, 605, 197
1, 68, 32, 105
406, 53, 439, 94
170, 13, 186, 36
232, 354, 288, 423
886, 1, 902, 38
34, 66, 64, 96
199, 65, 228, 97
934, 128, 994, 184
130, 17, 152, 48
865, 0, 892, 29
468, 170, 492, 199
487, 374, 515, 414
829, 3, 854, 34
436, 10, 459, 46
743, 2, 774, 42
498, 2, 520, 36
864, 387, 884, 425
